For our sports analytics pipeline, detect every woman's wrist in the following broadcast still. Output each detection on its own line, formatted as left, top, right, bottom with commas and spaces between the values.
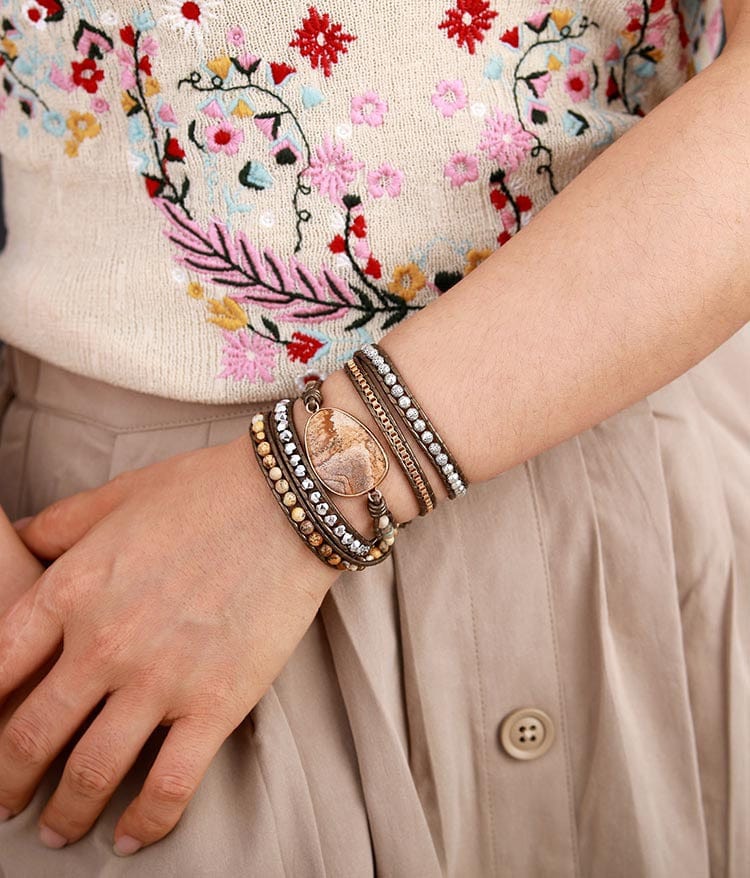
290, 366, 449, 536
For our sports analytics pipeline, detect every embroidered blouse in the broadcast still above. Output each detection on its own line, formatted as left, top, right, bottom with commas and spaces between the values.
0, 0, 724, 402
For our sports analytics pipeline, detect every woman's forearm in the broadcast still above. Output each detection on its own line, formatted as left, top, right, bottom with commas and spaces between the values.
308, 32, 750, 528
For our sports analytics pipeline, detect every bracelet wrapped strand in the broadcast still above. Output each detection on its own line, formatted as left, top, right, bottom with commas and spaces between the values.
354, 344, 468, 498
344, 356, 436, 517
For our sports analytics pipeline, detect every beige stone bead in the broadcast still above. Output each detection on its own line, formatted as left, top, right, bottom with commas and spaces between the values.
308, 532, 323, 547
275, 479, 289, 494
291, 506, 306, 522
252, 420, 265, 433
319, 544, 332, 558
268, 466, 282, 481
262, 454, 276, 469
253, 431, 266, 442
283, 492, 297, 507
300, 520, 314, 535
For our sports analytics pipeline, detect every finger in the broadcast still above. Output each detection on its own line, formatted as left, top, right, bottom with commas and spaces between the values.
113, 716, 230, 856
0, 655, 105, 820
0, 578, 63, 703
38, 690, 163, 848
15, 477, 127, 561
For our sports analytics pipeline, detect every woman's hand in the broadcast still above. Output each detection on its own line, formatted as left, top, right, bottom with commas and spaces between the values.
0, 508, 44, 608
0, 434, 340, 855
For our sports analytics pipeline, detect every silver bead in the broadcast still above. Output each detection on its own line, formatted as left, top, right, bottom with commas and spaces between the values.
421, 430, 433, 443
294, 465, 306, 477
442, 463, 454, 475
377, 361, 389, 375
279, 430, 292, 442
350, 539, 361, 552
301, 478, 314, 490
290, 454, 301, 466
428, 442, 441, 455
316, 502, 329, 515
391, 384, 404, 398
363, 345, 377, 359
406, 408, 419, 421
334, 524, 346, 537
413, 418, 425, 432
325, 514, 337, 526
310, 491, 321, 503
341, 533, 353, 545
372, 355, 384, 368
384, 373, 397, 386
398, 396, 411, 409
435, 453, 448, 466
284, 442, 296, 455
276, 420, 288, 431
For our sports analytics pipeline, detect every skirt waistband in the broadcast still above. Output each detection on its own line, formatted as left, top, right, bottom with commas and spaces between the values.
1, 345, 271, 433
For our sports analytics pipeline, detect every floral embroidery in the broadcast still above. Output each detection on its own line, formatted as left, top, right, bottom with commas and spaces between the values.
444, 151, 480, 188
438, 0, 498, 54
350, 90, 387, 127
289, 6, 356, 78
303, 134, 364, 206
0, 0, 724, 389
431, 79, 468, 117
218, 329, 276, 382
366, 163, 404, 199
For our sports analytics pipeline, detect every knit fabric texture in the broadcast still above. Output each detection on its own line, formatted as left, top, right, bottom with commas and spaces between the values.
0, 0, 724, 402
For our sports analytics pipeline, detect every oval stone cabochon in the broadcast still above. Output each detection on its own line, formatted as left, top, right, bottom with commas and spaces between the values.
304, 407, 389, 496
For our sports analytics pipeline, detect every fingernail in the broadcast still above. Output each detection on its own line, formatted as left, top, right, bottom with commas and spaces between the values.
12, 516, 32, 530
0, 806, 11, 822
113, 835, 142, 857
39, 825, 67, 849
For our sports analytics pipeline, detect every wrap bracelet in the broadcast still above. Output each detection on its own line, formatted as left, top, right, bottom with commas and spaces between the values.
344, 356, 436, 517
354, 344, 468, 498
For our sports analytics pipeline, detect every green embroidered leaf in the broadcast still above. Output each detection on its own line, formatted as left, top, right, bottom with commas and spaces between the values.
261, 316, 281, 340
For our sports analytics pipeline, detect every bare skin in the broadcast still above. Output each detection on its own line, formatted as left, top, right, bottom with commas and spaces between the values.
2, 4, 750, 858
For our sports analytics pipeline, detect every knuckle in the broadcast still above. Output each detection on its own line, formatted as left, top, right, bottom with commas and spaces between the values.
3, 714, 51, 768
149, 772, 196, 808
65, 752, 117, 798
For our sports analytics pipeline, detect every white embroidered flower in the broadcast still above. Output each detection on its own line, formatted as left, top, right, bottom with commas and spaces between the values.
158, 0, 221, 45
21, 1, 48, 30
99, 8, 119, 26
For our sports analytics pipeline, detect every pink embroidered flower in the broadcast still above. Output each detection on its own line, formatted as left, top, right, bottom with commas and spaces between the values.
443, 151, 479, 188
303, 134, 364, 206
438, 0, 498, 54
289, 6, 357, 78
206, 121, 244, 155
350, 91, 387, 126
227, 25, 245, 46
431, 79, 468, 117
219, 329, 276, 382
367, 163, 404, 199
644, 13, 672, 49
90, 96, 110, 113
478, 109, 534, 172
564, 69, 591, 102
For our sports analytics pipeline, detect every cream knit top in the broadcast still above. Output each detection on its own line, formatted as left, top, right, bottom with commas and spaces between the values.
0, 0, 724, 402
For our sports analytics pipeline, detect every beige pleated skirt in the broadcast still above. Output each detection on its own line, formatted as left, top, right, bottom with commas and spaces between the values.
0, 331, 748, 878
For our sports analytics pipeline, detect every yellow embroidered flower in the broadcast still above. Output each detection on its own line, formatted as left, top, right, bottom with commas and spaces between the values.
66, 111, 100, 143
144, 77, 161, 97
1, 37, 18, 60
206, 296, 248, 330
187, 281, 204, 299
64, 139, 80, 158
387, 263, 426, 301
464, 247, 493, 275
206, 55, 232, 79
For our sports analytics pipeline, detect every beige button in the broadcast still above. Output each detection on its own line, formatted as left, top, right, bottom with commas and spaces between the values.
499, 707, 555, 760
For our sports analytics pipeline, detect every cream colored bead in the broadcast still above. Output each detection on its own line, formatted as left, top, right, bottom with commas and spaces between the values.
378, 514, 390, 529
252, 419, 265, 433
283, 492, 297, 507
268, 466, 282, 481
291, 506, 306, 522
274, 479, 289, 494
384, 535, 395, 546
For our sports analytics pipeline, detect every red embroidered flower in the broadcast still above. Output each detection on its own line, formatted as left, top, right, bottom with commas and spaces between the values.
287, 332, 324, 363
165, 136, 185, 161
439, 0, 498, 54
71, 58, 104, 94
289, 6, 356, 77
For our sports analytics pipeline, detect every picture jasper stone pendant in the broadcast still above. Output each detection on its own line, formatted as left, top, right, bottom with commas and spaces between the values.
304, 407, 389, 497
